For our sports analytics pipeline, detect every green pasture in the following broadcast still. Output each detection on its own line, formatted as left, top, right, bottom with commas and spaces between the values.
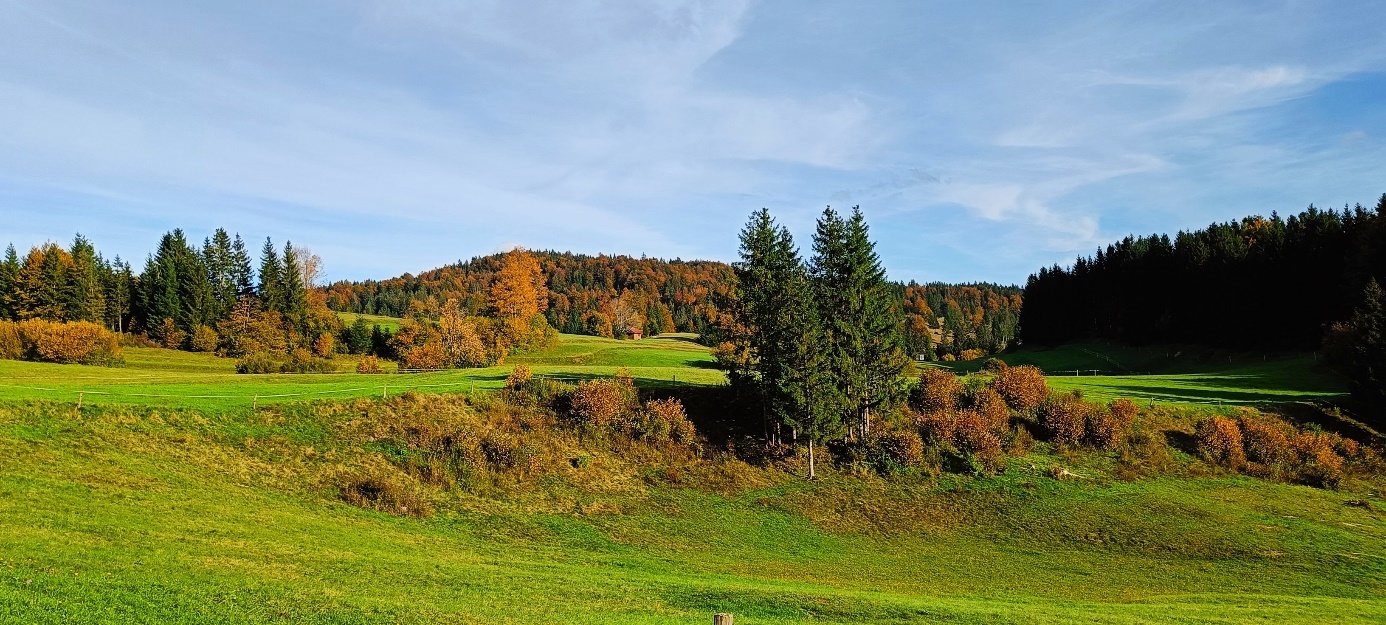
0, 333, 724, 411
939, 343, 1348, 406
335, 311, 403, 332
0, 399, 1383, 623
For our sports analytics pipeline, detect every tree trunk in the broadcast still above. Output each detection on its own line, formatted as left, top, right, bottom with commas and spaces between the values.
808, 438, 816, 479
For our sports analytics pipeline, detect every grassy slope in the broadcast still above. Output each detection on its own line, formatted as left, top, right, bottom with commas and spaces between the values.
334, 312, 403, 332
1, 399, 1383, 624
1, 332, 1383, 622
939, 343, 1347, 405
0, 333, 723, 411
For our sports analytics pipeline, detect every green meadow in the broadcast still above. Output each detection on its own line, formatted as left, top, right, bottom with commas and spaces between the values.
1, 331, 1383, 623
0, 333, 723, 411
939, 343, 1348, 406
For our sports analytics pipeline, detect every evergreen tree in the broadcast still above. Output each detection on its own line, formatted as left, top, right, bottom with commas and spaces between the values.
35, 243, 71, 320
0, 244, 17, 320
230, 234, 254, 299
258, 238, 284, 313
141, 232, 184, 333
1346, 279, 1386, 411
206, 228, 238, 320
104, 257, 134, 333
281, 241, 307, 319
68, 234, 106, 323
810, 206, 908, 435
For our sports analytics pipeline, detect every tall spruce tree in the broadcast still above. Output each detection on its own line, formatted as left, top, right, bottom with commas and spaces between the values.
1346, 279, 1386, 412
810, 206, 908, 436
205, 229, 237, 320
735, 209, 842, 476
68, 234, 106, 324
258, 238, 284, 313
281, 241, 307, 320
0, 244, 17, 320
105, 257, 134, 333
230, 234, 254, 299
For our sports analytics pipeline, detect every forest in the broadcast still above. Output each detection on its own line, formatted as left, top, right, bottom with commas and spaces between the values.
322, 250, 1021, 360
1020, 194, 1386, 413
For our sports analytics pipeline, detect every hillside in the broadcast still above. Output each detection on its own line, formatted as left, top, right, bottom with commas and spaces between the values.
2, 333, 1385, 623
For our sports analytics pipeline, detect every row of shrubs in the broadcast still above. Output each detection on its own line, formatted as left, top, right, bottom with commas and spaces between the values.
504, 365, 697, 446
235, 349, 335, 374
0, 319, 122, 366
1196, 409, 1376, 489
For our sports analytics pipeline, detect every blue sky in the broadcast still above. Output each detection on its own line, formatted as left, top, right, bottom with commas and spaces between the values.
2, 1, 1384, 285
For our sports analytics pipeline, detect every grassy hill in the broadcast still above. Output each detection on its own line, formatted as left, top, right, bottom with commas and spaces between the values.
1, 331, 1384, 623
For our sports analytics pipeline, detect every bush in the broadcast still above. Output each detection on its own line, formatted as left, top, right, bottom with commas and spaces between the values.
1236, 411, 1294, 467
283, 348, 334, 374
1290, 432, 1344, 489
952, 409, 1005, 472
236, 351, 280, 374
858, 429, 926, 474
990, 365, 1048, 413
980, 358, 1008, 374
505, 364, 533, 389
1195, 416, 1245, 470
1039, 392, 1089, 446
16, 319, 122, 365
968, 387, 1010, 431
913, 368, 962, 412
958, 348, 985, 362
153, 317, 185, 350
631, 398, 696, 444
190, 325, 219, 352
356, 355, 384, 374
400, 341, 447, 371
940, 353, 956, 362
0, 321, 21, 360
1085, 399, 1136, 449
570, 378, 637, 427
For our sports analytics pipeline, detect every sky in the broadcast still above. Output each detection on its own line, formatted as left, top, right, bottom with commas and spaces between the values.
1, 0, 1385, 285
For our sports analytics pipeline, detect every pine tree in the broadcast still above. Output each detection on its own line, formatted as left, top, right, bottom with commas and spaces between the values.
68, 234, 106, 323
1346, 279, 1386, 410
34, 243, 71, 320
810, 206, 908, 436
258, 238, 284, 313
0, 244, 18, 320
104, 257, 134, 333
206, 228, 238, 320
281, 241, 307, 319
231, 234, 254, 299
141, 232, 184, 334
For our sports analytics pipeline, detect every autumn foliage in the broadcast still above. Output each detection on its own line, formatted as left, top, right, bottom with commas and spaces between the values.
1195, 416, 1246, 470
1039, 392, 1090, 447
989, 365, 1048, 413
2, 319, 122, 365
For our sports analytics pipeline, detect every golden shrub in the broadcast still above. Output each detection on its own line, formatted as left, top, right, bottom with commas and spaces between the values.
505, 364, 534, 389
1085, 399, 1137, 449
16, 319, 121, 365
153, 318, 185, 350
875, 429, 926, 468
940, 353, 956, 362
980, 358, 1009, 374
1236, 412, 1293, 466
313, 333, 335, 358
189, 325, 219, 352
952, 409, 1004, 472
990, 365, 1048, 413
914, 408, 956, 442
969, 387, 1010, 431
1039, 392, 1089, 446
1108, 398, 1139, 427
1290, 432, 1344, 488
0, 321, 21, 360
636, 397, 697, 443
356, 355, 384, 374
958, 348, 985, 362
570, 379, 635, 427
913, 368, 962, 413
401, 341, 447, 371
1195, 416, 1245, 469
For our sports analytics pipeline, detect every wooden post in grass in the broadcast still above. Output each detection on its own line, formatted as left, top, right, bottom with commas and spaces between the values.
382, 384, 388, 399
76, 392, 83, 411
252, 395, 258, 411
714, 614, 733, 625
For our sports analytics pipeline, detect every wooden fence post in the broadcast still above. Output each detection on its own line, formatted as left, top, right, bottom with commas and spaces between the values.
252, 395, 258, 411
383, 384, 388, 399
713, 614, 733, 625
76, 392, 83, 411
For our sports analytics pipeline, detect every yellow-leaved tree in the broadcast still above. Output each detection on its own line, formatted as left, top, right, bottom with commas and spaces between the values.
488, 248, 552, 348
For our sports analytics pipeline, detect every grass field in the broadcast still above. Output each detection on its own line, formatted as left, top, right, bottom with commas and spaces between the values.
2, 331, 1383, 623
334, 311, 404, 332
939, 343, 1348, 406
1, 394, 1383, 623
0, 333, 724, 411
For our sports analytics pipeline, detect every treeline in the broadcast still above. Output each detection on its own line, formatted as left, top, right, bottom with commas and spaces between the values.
324, 250, 1021, 359
1022, 197, 1386, 350
899, 282, 1021, 360
323, 251, 735, 339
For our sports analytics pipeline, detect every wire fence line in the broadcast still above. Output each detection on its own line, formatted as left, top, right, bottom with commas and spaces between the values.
0, 377, 488, 403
